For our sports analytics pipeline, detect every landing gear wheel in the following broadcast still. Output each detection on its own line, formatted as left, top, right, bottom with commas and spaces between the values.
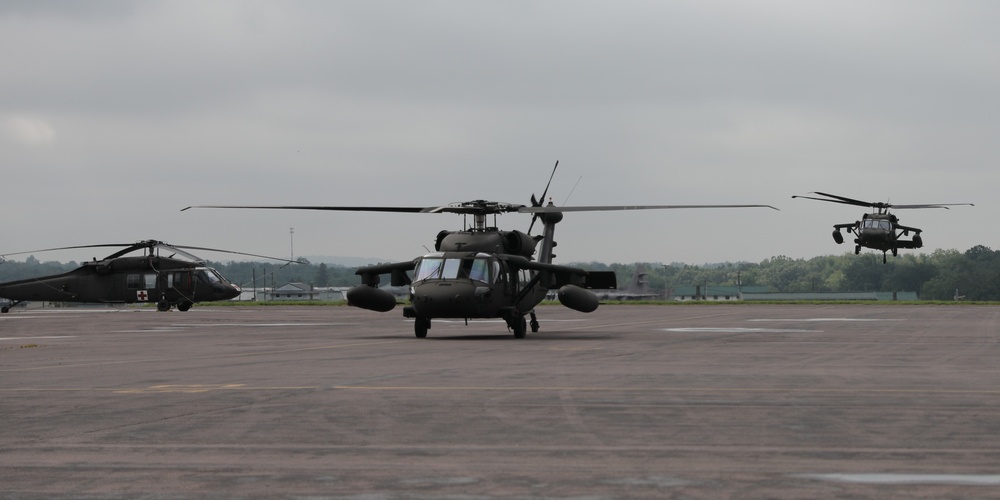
855, 245, 861, 255
883, 253, 888, 264
177, 301, 193, 312
1, 306, 8, 314
414, 317, 430, 338
529, 311, 540, 333
512, 315, 527, 339
156, 300, 171, 312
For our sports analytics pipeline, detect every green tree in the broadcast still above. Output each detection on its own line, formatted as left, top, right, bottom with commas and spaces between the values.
314, 263, 330, 287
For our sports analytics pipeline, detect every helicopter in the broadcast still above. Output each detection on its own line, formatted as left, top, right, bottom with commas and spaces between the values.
184, 163, 778, 338
0, 240, 289, 313
792, 191, 974, 263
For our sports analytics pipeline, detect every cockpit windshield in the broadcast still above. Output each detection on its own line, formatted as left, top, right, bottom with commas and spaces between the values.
414, 255, 496, 283
196, 268, 224, 284
862, 219, 892, 230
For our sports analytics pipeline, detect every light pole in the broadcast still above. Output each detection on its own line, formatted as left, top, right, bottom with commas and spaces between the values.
290, 227, 295, 262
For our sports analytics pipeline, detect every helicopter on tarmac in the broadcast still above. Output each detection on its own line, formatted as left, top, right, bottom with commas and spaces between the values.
792, 191, 973, 263
184, 163, 778, 338
0, 240, 291, 313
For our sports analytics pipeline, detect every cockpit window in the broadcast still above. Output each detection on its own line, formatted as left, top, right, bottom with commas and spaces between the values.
467, 258, 489, 282
863, 219, 891, 230
197, 269, 222, 284
414, 256, 493, 283
414, 258, 445, 281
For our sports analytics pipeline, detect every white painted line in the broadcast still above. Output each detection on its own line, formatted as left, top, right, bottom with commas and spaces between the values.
799, 473, 1000, 485
664, 327, 821, 334
749, 318, 905, 322
0, 336, 77, 341
172, 323, 359, 327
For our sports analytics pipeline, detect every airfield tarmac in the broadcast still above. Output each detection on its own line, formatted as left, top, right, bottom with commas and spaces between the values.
2, 303, 1000, 498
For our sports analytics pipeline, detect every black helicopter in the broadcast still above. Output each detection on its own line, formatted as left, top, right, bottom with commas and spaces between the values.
0, 240, 282, 313
184, 163, 777, 338
792, 192, 973, 263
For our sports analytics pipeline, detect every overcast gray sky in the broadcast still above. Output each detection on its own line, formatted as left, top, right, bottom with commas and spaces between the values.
2, 1, 997, 266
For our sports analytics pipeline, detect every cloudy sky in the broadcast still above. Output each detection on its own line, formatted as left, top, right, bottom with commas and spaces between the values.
2, 1, 997, 266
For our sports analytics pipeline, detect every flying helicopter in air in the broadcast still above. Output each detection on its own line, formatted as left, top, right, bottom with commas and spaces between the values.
184, 162, 778, 338
0, 240, 292, 313
792, 191, 973, 263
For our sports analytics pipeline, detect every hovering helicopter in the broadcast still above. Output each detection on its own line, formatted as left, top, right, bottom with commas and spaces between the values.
184, 163, 778, 338
792, 191, 973, 263
0, 240, 289, 313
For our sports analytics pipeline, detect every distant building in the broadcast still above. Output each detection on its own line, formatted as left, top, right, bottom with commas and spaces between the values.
231, 284, 352, 302
271, 282, 321, 300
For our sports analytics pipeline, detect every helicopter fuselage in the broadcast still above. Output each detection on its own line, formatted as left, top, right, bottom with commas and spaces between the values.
832, 212, 923, 261
0, 256, 240, 312
403, 252, 547, 319
346, 218, 616, 338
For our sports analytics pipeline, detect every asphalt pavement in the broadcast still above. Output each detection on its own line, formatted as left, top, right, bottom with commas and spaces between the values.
2, 303, 1000, 498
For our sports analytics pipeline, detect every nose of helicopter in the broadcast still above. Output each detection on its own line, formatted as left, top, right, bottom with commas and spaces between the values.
409, 280, 490, 318
216, 283, 241, 301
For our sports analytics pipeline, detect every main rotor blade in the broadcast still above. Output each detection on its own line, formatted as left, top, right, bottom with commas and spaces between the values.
1, 243, 139, 259
183, 205, 431, 213
519, 204, 779, 213
792, 193, 874, 208
810, 192, 878, 207
183, 202, 527, 215
889, 203, 975, 210
167, 244, 302, 264
793, 195, 974, 210
791, 195, 867, 207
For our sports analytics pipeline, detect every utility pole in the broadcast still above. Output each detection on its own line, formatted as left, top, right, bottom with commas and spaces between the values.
290, 227, 295, 262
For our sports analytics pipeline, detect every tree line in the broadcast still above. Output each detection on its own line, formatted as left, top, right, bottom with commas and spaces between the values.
3, 245, 1000, 300
564, 245, 1000, 301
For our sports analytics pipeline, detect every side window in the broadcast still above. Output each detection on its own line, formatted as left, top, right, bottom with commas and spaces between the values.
144, 274, 157, 289
127, 274, 141, 289
173, 272, 191, 288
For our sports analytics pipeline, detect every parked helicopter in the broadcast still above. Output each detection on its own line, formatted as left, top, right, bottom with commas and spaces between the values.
0, 240, 289, 313
792, 191, 973, 263
184, 163, 778, 338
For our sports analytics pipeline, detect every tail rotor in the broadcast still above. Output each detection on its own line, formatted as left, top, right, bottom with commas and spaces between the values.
528, 160, 559, 235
